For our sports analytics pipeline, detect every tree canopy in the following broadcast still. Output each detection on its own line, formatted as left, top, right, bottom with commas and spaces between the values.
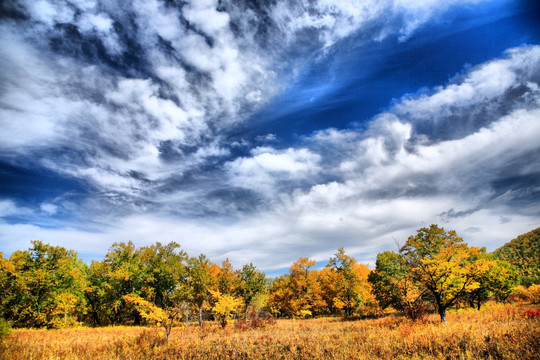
493, 227, 540, 286
0, 224, 531, 329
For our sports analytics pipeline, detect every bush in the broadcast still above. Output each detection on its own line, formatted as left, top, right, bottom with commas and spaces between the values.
528, 284, 540, 304
508, 285, 529, 302
524, 309, 540, 319
0, 317, 11, 343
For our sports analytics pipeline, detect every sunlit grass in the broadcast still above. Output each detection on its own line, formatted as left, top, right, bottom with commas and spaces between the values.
2, 302, 539, 359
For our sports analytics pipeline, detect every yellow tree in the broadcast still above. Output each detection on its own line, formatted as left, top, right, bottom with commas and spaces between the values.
210, 290, 243, 328
400, 225, 491, 323
124, 294, 171, 341
53, 292, 79, 328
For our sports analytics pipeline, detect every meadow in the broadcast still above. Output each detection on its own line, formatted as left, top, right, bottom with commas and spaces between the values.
1, 302, 539, 360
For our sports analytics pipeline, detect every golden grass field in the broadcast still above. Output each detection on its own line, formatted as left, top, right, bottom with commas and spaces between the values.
1, 303, 539, 360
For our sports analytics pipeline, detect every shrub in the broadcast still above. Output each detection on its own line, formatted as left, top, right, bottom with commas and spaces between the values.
528, 284, 540, 304
0, 318, 10, 343
524, 309, 540, 319
508, 285, 529, 302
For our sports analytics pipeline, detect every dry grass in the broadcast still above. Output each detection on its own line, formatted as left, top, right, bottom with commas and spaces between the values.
1, 302, 539, 360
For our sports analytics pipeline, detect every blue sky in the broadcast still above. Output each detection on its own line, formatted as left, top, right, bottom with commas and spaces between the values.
1, 0, 539, 274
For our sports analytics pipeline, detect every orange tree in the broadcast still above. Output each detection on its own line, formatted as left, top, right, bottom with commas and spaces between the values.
328, 247, 367, 318
267, 257, 325, 317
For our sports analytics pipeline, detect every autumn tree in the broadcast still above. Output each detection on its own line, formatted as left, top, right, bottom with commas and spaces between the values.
317, 266, 341, 314
0, 241, 86, 328
83, 260, 107, 326
267, 257, 326, 317
400, 225, 491, 323
216, 259, 241, 295
328, 247, 367, 318
267, 275, 296, 317
368, 251, 426, 320
210, 290, 243, 328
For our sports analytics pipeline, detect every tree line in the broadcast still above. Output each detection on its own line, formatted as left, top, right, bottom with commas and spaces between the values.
0, 224, 528, 330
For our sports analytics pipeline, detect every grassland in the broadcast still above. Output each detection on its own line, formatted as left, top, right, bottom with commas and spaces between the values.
1, 302, 539, 360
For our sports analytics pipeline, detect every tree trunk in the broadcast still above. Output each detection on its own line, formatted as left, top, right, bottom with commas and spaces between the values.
91, 310, 100, 326
438, 307, 447, 324
198, 306, 204, 327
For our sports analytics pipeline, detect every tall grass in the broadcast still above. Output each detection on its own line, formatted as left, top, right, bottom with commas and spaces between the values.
1, 302, 538, 359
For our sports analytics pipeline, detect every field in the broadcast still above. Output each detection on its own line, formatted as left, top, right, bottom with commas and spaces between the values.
1, 303, 539, 360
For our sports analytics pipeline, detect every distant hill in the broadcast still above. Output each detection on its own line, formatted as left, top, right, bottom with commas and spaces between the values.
493, 227, 540, 286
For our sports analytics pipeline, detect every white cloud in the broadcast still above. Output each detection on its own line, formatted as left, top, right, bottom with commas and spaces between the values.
395, 47, 540, 119
40, 203, 58, 215
226, 147, 321, 195
0, 200, 30, 218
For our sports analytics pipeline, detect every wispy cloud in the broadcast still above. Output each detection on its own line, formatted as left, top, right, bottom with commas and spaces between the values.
0, 0, 538, 270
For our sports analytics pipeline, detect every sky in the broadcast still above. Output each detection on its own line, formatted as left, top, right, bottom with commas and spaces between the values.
1, 0, 539, 274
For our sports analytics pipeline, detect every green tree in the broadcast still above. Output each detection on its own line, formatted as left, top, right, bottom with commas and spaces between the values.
466, 257, 519, 309
101, 241, 145, 324
186, 254, 214, 326
493, 227, 540, 286
238, 263, 266, 321
138, 242, 187, 308
368, 251, 426, 320
400, 225, 490, 323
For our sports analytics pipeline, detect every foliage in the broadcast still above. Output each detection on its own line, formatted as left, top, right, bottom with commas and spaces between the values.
210, 290, 243, 328
267, 257, 325, 317
186, 254, 214, 326
528, 284, 540, 304
465, 257, 519, 308
368, 251, 427, 320
493, 227, 540, 286
328, 247, 363, 318
238, 263, 266, 321
0, 317, 10, 344
1, 225, 535, 332
0, 241, 87, 328
400, 225, 491, 322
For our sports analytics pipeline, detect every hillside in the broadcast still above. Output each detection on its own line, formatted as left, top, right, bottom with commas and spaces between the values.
494, 227, 540, 286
